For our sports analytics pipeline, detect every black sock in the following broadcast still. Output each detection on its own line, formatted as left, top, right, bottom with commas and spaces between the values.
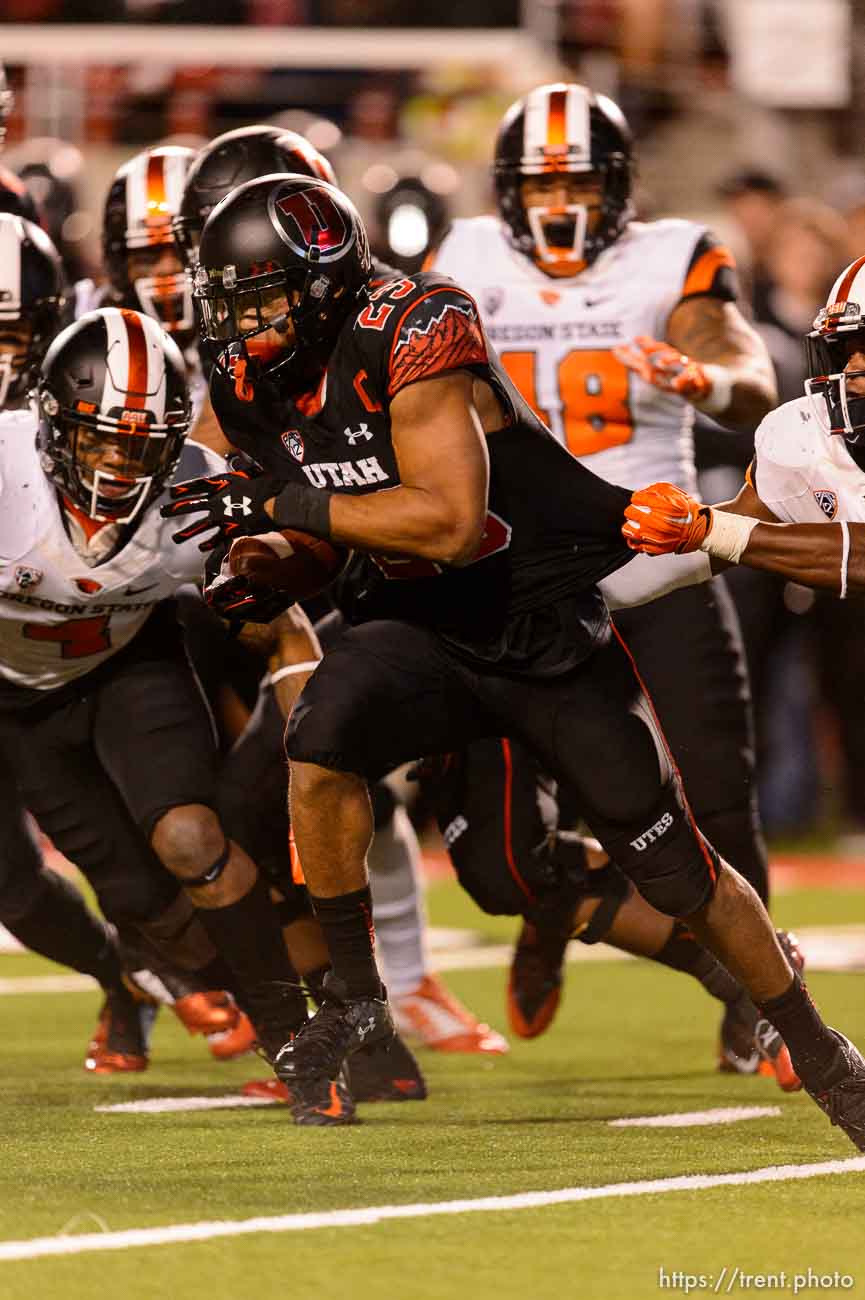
193, 872, 306, 1025
309, 886, 383, 999
759, 975, 844, 1090
652, 921, 743, 1005
7, 870, 123, 988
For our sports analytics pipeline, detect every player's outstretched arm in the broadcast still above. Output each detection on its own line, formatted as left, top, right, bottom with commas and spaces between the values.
623, 479, 865, 596
615, 298, 777, 431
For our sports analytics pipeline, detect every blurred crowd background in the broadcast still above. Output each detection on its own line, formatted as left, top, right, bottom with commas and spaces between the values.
2, 0, 865, 848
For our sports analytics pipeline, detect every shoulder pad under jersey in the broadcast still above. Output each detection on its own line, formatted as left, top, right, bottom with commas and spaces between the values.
351, 270, 488, 405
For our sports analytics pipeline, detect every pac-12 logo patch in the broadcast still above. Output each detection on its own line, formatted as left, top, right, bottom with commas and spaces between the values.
281, 429, 305, 462
14, 565, 42, 590
813, 489, 838, 520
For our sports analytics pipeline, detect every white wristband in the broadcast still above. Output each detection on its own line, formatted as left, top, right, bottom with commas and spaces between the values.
270, 661, 320, 686
699, 509, 759, 564
840, 520, 850, 600
692, 364, 733, 416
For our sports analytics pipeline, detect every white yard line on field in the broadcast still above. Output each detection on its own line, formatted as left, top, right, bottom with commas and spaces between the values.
609, 1106, 781, 1128
2, 1158, 864, 1262
95, 1095, 274, 1114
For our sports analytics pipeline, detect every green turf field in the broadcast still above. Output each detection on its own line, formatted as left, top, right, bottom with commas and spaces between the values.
2, 879, 865, 1300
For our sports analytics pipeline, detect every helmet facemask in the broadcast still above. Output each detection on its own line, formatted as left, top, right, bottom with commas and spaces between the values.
805, 302, 865, 445
126, 242, 195, 348
39, 391, 189, 525
195, 247, 352, 389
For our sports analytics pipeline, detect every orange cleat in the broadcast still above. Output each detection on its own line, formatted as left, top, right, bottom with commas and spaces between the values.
206, 1009, 258, 1061
507, 919, 568, 1039
242, 1077, 292, 1103
391, 973, 509, 1054
85, 986, 156, 1074
172, 990, 237, 1036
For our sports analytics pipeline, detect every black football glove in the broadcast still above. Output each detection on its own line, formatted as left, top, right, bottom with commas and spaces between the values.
162, 471, 332, 551
161, 469, 284, 551
203, 569, 297, 624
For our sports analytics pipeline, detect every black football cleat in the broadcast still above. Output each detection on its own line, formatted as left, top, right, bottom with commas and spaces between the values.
804, 1031, 865, 1151
508, 919, 569, 1038
347, 1030, 427, 1103
273, 973, 394, 1126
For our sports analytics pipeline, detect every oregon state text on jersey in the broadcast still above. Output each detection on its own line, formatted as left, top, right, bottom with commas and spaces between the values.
431, 216, 736, 492
210, 271, 635, 672
0, 415, 221, 691
752, 393, 865, 526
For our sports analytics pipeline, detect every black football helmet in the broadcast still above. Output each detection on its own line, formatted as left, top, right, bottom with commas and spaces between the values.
805, 256, 865, 446
194, 173, 372, 386
37, 307, 191, 524
493, 82, 633, 273
103, 145, 197, 345
0, 213, 67, 408
173, 125, 337, 269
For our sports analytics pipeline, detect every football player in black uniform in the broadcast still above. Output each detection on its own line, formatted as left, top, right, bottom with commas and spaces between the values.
163, 174, 865, 1143
175, 123, 504, 1056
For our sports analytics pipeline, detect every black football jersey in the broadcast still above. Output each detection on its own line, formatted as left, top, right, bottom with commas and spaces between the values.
210, 271, 635, 674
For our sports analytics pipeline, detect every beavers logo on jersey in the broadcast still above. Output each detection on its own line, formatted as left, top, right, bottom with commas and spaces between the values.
75, 577, 103, 594
14, 565, 42, 590
482, 287, 504, 317
281, 429, 305, 463
813, 489, 838, 520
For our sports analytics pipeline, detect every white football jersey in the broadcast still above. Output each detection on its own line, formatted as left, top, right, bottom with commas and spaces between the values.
433, 215, 730, 493
752, 393, 865, 525
0, 410, 223, 690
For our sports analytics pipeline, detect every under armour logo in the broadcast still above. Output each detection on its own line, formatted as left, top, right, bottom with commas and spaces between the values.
222, 494, 252, 517
356, 1017, 376, 1041
344, 422, 373, 445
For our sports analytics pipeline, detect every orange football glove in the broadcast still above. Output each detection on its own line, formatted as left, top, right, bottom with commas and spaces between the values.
622, 482, 714, 555
613, 335, 713, 402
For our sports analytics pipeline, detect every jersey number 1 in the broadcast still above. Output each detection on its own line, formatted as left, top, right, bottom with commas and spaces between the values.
500, 348, 633, 456
23, 616, 112, 659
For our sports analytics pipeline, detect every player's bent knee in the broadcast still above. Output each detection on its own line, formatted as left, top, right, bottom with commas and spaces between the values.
150, 804, 227, 881
595, 784, 719, 918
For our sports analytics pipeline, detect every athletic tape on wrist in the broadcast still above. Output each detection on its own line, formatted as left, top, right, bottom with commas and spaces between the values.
270, 661, 320, 686
699, 509, 759, 564
840, 520, 850, 600
692, 364, 733, 416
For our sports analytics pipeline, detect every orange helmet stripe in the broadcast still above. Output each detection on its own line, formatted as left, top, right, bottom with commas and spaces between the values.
120, 308, 148, 411
836, 254, 865, 305
546, 88, 567, 149
145, 152, 168, 243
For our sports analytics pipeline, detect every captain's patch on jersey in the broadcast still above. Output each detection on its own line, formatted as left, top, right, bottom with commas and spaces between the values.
388, 291, 487, 397
813, 489, 838, 520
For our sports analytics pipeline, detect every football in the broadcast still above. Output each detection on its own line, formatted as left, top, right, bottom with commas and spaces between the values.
227, 530, 349, 600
